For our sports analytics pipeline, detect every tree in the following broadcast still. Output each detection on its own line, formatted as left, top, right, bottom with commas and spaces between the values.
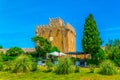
32, 36, 52, 57
82, 14, 102, 62
0, 45, 2, 49
4, 47, 24, 61
50, 46, 60, 53
6, 47, 24, 56
105, 39, 120, 66
93, 48, 106, 65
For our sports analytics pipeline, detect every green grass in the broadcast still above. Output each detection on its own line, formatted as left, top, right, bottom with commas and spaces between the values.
0, 66, 120, 80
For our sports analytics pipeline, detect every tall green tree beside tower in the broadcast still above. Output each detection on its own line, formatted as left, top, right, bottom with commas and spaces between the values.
82, 14, 102, 62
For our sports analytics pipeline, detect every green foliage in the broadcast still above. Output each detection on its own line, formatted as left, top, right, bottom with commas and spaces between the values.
38, 57, 42, 61
25, 51, 36, 58
2, 55, 17, 61
93, 48, 106, 65
82, 14, 102, 62
74, 66, 80, 73
0, 62, 3, 71
32, 36, 52, 57
55, 57, 72, 74
0, 55, 3, 71
105, 39, 120, 66
99, 60, 117, 75
13, 54, 37, 73
45, 58, 53, 72
30, 62, 37, 71
0, 67, 120, 80
6, 47, 24, 57
0, 52, 16, 61
2, 61, 13, 71
0, 45, 2, 49
50, 46, 60, 53
89, 64, 95, 73
0, 54, 3, 62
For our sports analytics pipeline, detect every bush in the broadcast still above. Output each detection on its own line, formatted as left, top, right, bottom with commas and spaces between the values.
0, 62, 3, 71
0, 55, 3, 71
99, 60, 117, 75
93, 48, 106, 65
12, 54, 37, 73
114, 58, 120, 67
55, 57, 72, 74
45, 58, 53, 72
2, 55, 17, 61
89, 64, 95, 73
26, 52, 37, 58
0, 45, 2, 49
2, 61, 13, 71
0, 54, 3, 62
30, 62, 37, 71
6, 47, 24, 57
74, 66, 80, 73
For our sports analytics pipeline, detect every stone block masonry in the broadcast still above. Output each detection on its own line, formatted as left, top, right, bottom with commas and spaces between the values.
36, 17, 76, 53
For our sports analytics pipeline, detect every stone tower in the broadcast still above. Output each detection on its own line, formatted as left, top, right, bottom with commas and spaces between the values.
36, 17, 76, 53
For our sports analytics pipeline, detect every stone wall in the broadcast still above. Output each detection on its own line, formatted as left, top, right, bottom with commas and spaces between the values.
0, 48, 35, 53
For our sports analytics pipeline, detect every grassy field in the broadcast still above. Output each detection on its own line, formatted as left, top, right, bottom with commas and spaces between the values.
0, 66, 120, 80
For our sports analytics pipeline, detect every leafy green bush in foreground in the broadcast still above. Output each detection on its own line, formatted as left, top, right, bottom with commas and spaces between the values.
55, 57, 72, 74
13, 54, 37, 73
99, 60, 117, 75
45, 58, 53, 72
89, 64, 95, 73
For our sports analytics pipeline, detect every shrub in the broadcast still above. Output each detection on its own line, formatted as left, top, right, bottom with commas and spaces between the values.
12, 54, 37, 73
30, 62, 37, 71
105, 41, 120, 67
2, 55, 17, 61
2, 61, 13, 71
6, 47, 24, 57
45, 58, 53, 72
89, 64, 95, 73
0, 54, 3, 62
93, 48, 106, 65
55, 57, 72, 74
0, 45, 2, 49
26, 52, 37, 58
74, 66, 80, 73
0, 62, 3, 71
99, 60, 117, 75
0, 55, 3, 71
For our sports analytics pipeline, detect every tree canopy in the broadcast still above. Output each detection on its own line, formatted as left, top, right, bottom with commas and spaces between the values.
82, 14, 102, 55
82, 14, 103, 64
6, 47, 24, 56
0, 45, 2, 49
50, 46, 60, 53
105, 39, 120, 66
32, 36, 52, 57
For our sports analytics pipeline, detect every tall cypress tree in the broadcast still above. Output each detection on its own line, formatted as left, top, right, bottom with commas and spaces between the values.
82, 14, 102, 58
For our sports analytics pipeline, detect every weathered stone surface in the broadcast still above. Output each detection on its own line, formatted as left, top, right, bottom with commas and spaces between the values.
36, 17, 76, 53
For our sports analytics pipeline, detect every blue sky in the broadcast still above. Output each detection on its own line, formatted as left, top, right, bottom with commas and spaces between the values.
0, 0, 120, 51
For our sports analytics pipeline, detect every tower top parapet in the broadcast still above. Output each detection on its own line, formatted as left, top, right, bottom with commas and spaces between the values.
66, 23, 76, 36
49, 17, 64, 26
36, 17, 76, 36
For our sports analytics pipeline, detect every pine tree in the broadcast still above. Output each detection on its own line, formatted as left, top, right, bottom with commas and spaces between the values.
82, 14, 102, 59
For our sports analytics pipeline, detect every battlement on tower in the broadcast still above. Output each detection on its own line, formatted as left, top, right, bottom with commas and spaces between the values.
35, 17, 76, 52
65, 23, 76, 36
49, 17, 64, 26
